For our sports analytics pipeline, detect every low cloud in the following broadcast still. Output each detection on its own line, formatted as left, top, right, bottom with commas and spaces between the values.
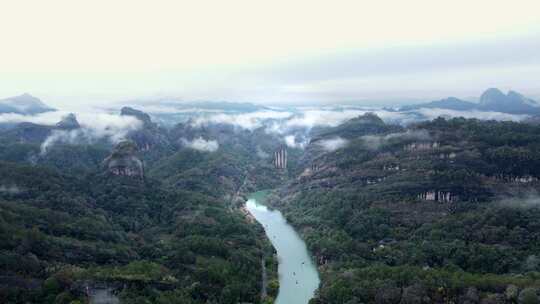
317, 137, 349, 152
267, 109, 417, 134
256, 146, 270, 158
181, 137, 219, 152
499, 193, 540, 209
0, 184, 21, 194
284, 110, 365, 129
180, 106, 527, 138
190, 108, 401, 134
284, 135, 308, 149
39, 113, 142, 155
414, 108, 527, 122
191, 110, 293, 130
41, 129, 83, 155
0, 111, 143, 155
361, 129, 431, 150
0, 111, 66, 125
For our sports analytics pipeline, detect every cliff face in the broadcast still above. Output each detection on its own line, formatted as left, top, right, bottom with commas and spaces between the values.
120, 107, 168, 152
273, 147, 287, 169
103, 140, 144, 179
120, 107, 156, 130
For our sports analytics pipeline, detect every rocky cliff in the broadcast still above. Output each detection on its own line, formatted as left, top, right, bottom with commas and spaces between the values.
120, 107, 168, 152
103, 140, 144, 179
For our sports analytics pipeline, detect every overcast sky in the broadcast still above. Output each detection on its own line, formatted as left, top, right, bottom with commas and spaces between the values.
1, 0, 539, 108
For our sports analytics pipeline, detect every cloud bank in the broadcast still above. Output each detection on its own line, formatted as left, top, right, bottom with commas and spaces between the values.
499, 193, 540, 209
184, 106, 528, 136
284, 135, 309, 149
414, 108, 527, 122
181, 137, 219, 152
0, 111, 143, 155
361, 129, 431, 150
317, 137, 349, 152
191, 110, 293, 130
0, 184, 21, 194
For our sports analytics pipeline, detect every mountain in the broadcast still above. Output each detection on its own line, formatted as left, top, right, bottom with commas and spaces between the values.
312, 112, 398, 140
0, 113, 81, 145
400, 88, 540, 115
0, 93, 55, 115
121, 106, 156, 130
400, 97, 477, 111
55, 113, 80, 130
0, 118, 276, 303
120, 107, 171, 155
479, 88, 540, 114
2, 104, 540, 303
271, 115, 540, 304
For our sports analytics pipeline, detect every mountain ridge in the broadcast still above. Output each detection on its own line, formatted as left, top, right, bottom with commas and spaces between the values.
400, 88, 540, 114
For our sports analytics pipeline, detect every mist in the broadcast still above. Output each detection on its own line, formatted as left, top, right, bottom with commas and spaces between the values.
361, 130, 431, 150
181, 137, 219, 152
499, 193, 540, 209
0, 111, 143, 155
191, 111, 293, 131
317, 137, 349, 152
0, 184, 21, 194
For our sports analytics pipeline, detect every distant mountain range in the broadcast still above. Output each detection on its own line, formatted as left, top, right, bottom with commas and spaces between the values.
400, 88, 540, 115
0, 93, 56, 115
3, 89, 539, 119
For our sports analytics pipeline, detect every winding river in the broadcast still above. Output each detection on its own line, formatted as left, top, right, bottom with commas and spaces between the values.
246, 191, 320, 304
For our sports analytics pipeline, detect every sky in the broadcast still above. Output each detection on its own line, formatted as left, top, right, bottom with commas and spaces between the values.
1, 0, 539, 108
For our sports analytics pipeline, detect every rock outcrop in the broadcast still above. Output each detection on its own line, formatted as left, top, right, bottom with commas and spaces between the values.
103, 140, 144, 179
404, 142, 440, 151
55, 113, 81, 130
120, 107, 156, 130
417, 190, 457, 202
120, 107, 167, 151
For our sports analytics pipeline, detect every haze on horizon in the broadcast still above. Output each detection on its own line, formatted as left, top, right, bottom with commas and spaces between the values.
1, 0, 539, 109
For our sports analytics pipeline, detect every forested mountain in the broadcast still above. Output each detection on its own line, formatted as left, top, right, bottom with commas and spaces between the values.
2, 102, 540, 303
0, 108, 280, 304
270, 115, 540, 303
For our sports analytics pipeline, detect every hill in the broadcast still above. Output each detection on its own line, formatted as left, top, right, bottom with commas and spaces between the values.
0, 94, 55, 115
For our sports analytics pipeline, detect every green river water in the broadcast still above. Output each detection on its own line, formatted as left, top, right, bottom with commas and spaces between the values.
246, 192, 320, 304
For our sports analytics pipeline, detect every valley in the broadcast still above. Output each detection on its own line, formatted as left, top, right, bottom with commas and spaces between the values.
2, 91, 540, 303
3, 1, 540, 302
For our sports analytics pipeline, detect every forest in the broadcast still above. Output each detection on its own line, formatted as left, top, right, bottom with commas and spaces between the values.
270, 117, 540, 303
2, 109, 540, 303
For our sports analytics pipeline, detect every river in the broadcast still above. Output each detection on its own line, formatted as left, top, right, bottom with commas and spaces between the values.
245, 191, 320, 304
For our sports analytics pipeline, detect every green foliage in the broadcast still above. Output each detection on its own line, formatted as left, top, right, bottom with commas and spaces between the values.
0, 159, 266, 304
272, 117, 540, 303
